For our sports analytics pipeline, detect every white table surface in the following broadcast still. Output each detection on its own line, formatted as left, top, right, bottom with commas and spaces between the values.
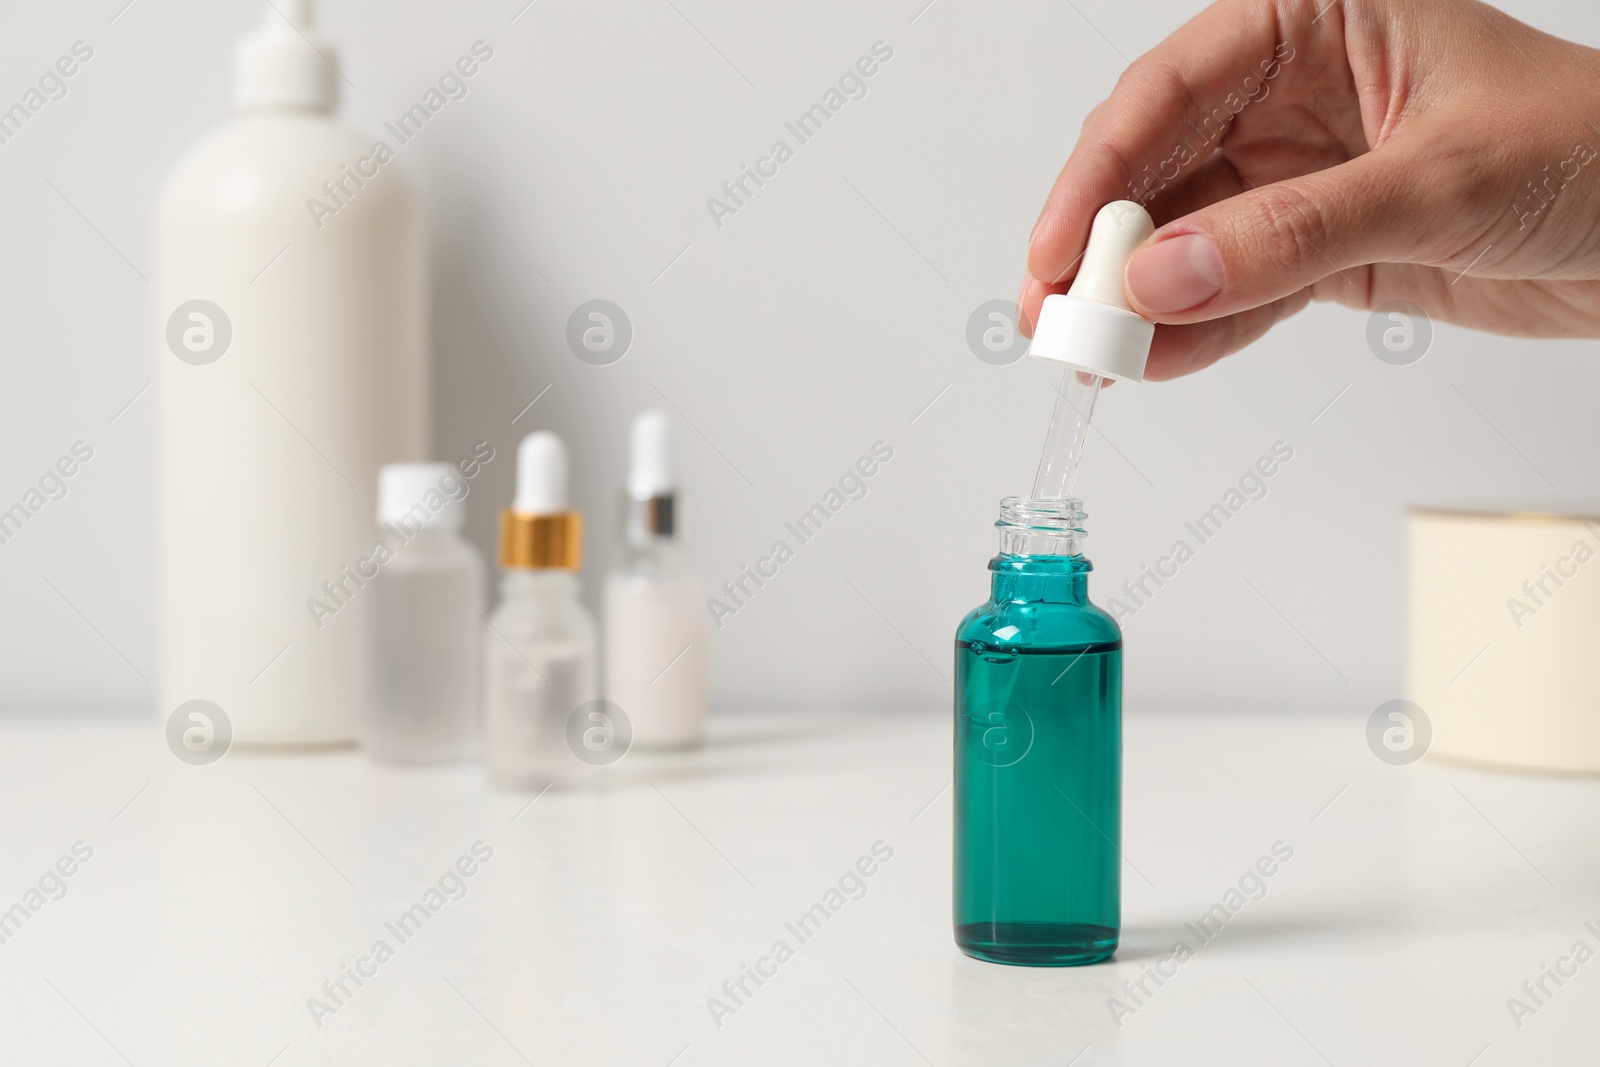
0, 708, 1595, 1066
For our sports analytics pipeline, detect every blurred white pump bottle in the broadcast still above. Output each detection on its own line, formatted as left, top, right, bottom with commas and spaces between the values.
364, 464, 485, 764
155, 0, 426, 744
484, 433, 598, 790
604, 412, 709, 748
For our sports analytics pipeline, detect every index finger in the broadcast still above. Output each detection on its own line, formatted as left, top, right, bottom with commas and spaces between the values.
1026, 0, 1290, 285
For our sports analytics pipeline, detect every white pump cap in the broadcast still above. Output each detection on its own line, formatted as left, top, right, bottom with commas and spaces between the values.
379, 463, 465, 532
513, 432, 570, 515
1027, 200, 1157, 382
627, 410, 673, 499
235, 0, 338, 112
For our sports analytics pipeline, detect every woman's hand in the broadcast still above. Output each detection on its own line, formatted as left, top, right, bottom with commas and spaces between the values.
1020, 0, 1600, 381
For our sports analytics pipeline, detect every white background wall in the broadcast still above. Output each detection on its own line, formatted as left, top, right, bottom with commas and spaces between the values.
2, 0, 1598, 717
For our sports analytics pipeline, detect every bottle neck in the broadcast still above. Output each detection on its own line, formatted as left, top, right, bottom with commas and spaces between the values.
393, 527, 463, 549
619, 537, 690, 577
234, 5, 339, 113
237, 101, 333, 117
995, 496, 1086, 556
499, 568, 580, 600
991, 496, 1091, 604
624, 492, 680, 545
990, 554, 1090, 605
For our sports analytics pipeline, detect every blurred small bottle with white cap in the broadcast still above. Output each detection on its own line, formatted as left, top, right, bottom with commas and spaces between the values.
483, 432, 597, 789
364, 464, 485, 764
603, 411, 709, 748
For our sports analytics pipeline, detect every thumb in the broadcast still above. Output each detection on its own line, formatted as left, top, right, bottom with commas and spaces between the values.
1123, 148, 1440, 322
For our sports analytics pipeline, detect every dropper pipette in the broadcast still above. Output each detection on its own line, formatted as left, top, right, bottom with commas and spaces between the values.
1031, 367, 1102, 500
1024, 200, 1157, 501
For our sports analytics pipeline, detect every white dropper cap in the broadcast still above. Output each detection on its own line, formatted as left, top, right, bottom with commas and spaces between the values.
513, 432, 570, 515
1027, 200, 1157, 382
235, 0, 338, 113
627, 410, 673, 499
378, 463, 465, 532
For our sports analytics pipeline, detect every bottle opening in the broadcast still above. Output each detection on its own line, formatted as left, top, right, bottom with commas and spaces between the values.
997, 496, 1086, 557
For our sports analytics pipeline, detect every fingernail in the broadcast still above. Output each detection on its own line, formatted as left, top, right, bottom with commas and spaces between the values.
1016, 279, 1036, 336
1125, 233, 1225, 314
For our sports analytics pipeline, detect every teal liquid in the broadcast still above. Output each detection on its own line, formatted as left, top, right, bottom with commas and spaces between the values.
954, 554, 1122, 966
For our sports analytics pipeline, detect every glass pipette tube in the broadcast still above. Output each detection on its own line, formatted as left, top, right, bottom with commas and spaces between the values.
1031, 366, 1102, 500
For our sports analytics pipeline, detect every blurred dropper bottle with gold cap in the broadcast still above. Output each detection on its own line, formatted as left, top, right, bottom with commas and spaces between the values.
483, 432, 597, 790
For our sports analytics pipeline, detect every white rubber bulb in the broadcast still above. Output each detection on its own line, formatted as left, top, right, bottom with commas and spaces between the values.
1069, 201, 1154, 309
628, 410, 673, 498
514, 431, 569, 514
1025, 200, 1158, 382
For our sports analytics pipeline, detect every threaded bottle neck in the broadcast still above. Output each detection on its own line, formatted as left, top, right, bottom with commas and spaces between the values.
996, 496, 1086, 557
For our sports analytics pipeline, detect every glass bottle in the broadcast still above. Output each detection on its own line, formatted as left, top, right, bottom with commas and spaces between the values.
364, 463, 485, 764
603, 410, 709, 749
953, 496, 1122, 966
483, 432, 598, 790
